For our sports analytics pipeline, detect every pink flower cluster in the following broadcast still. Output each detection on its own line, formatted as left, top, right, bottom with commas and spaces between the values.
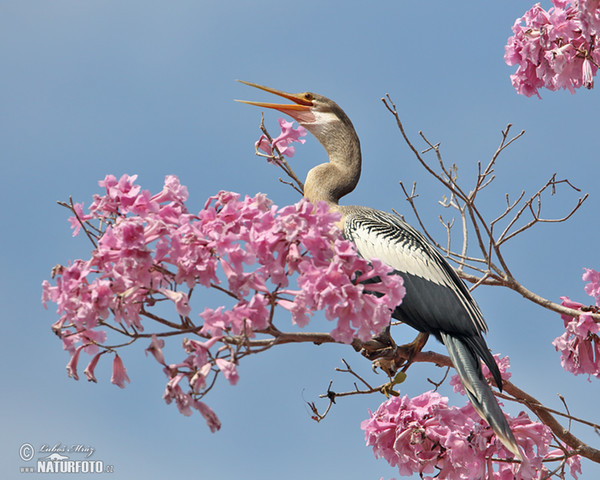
194, 190, 405, 343
362, 391, 556, 479
42, 174, 405, 428
146, 335, 222, 431
583, 267, 600, 303
505, 0, 600, 96
255, 118, 307, 159
553, 268, 600, 379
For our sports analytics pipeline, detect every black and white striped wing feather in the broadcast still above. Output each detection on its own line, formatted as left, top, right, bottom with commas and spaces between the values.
343, 208, 487, 340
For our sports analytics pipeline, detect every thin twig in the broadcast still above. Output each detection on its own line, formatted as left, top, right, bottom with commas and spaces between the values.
58, 197, 99, 248
257, 115, 304, 194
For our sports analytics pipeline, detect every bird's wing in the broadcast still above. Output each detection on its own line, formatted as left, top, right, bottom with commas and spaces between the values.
344, 207, 521, 458
343, 207, 502, 387
343, 207, 487, 337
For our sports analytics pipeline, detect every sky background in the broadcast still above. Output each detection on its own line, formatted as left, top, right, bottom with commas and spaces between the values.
1, 1, 599, 479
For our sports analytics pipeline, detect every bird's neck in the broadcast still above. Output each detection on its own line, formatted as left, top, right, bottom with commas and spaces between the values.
303, 119, 362, 207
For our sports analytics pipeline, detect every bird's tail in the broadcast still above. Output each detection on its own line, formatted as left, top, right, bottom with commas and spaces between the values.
440, 332, 523, 460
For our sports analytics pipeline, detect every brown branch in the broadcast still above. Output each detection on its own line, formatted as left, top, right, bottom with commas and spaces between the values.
470, 124, 525, 203
223, 325, 600, 464
494, 391, 600, 431
383, 95, 598, 325
497, 175, 588, 245
140, 306, 188, 331
210, 282, 241, 301
223, 331, 340, 348
393, 346, 600, 464
503, 278, 600, 322
311, 359, 403, 421
504, 380, 600, 463
458, 267, 600, 322
90, 301, 600, 465
490, 191, 526, 231
398, 181, 442, 247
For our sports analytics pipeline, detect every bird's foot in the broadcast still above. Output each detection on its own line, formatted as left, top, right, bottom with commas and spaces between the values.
396, 332, 430, 372
354, 327, 399, 376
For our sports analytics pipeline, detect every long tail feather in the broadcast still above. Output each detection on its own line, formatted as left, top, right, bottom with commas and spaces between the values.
440, 332, 523, 460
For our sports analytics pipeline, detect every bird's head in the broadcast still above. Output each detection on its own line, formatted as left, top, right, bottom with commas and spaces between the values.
236, 80, 355, 143
237, 80, 362, 205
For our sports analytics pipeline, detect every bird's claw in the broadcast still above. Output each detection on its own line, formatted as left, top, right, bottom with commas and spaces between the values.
355, 327, 400, 376
396, 332, 430, 372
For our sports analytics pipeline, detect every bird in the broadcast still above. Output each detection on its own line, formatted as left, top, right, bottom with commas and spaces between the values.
237, 80, 522, 459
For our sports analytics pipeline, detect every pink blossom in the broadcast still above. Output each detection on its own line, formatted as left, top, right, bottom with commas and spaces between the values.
158, 288, 191, 317
193, 400, 221, 432
577, 0, 600, 37
231, 294, 270, 333
41, 280, 57, 310
163, 373, 193, 416
200, 294, 271, 337
256, 135, 273, 156
582, 58, 594, 88
129, 189, 159, 217
582, 268, 600, 304
198, 307, 229, 337
505, 0, 600, 96
89, 279, 113, 319
150, 174, 189, 205
67, 202, 92, 236
255, 118, 306, 158
66, 345, 84, 380
84, 351, 104, 382
362, 392, 482, 478
362, 391, 553, 479
90, 174, 142, 215
215, 358, 239, 385
190, 362, 212, 392
271, 118, 307, 157
568, 452, 584, 479
182, 336, 222, 369
553, 308, 600, 378
554, 279, 600, 379
547, 445, 583, 479
289, 237, 405, 343
219, 259, 261, 297
145, 335, 166, 366
111, 354, 130, 388
44, 173, 407, 428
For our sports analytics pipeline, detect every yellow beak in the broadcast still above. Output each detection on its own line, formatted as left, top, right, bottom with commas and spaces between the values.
235, 80, 313, 112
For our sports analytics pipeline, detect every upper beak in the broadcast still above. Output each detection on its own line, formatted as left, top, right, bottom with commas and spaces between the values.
235, 80, 313, 112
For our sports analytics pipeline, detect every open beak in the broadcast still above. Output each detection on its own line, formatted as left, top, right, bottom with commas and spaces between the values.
236, 80, 315, 122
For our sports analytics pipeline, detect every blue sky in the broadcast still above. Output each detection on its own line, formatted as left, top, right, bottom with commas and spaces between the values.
2, 1, 598, 478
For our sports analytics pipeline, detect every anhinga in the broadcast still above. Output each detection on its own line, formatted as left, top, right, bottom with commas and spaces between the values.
237, 80, 522, 459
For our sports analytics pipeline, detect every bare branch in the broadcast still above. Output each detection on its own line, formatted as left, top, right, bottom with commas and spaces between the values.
335, 358, 375, 390
497, 175, 588, 245
392, 346, 600, 464
383, 96, 599, 323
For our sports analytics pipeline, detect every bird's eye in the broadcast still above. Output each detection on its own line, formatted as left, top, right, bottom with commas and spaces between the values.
304, 93, 313, 101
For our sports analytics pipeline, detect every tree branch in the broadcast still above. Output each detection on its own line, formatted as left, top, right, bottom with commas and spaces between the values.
382, 94, 599, 324
391, 346, 600, 464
